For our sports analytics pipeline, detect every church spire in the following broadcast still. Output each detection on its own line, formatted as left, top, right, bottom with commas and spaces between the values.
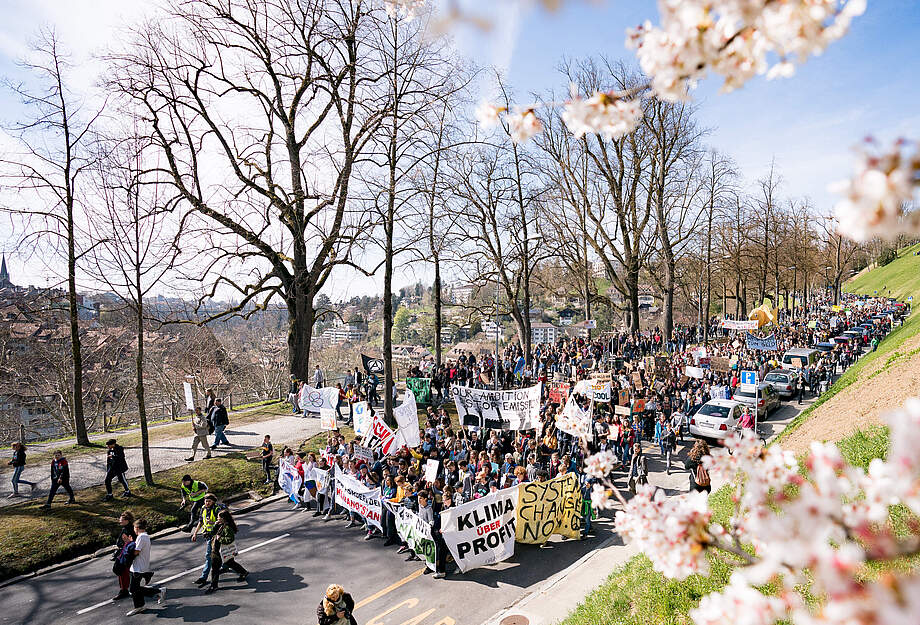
0, 254, 10, 287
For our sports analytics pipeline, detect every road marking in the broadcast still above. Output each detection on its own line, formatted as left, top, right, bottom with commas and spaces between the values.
354, 568, 424, 610
75, 533, 290, 615
366, 598, 419, 625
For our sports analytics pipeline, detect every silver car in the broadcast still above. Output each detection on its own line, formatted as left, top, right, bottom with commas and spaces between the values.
763, 369, 796, 398
732, 383, 780, 418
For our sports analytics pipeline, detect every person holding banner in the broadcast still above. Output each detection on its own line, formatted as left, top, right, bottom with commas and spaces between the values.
185, 407, 211, 462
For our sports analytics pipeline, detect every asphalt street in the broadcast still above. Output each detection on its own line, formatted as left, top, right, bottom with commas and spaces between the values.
0, 389, 823, 625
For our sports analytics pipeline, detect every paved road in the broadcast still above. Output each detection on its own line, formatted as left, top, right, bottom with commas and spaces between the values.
0, 415, 322, 506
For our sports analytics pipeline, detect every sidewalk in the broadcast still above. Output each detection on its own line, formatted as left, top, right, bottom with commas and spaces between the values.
0, 412, 323, 507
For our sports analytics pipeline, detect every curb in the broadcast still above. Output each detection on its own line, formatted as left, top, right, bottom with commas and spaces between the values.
0, 491, 287, 590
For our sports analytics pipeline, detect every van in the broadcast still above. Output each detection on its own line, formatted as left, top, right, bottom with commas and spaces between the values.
781, 347, 819, 369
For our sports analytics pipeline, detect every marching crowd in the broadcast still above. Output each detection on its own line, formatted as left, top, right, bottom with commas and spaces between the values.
5, 294, 906, 618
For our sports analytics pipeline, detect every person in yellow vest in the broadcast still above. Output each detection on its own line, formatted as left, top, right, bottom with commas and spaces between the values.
190, 493, 222, 586
178, 475, 208, 532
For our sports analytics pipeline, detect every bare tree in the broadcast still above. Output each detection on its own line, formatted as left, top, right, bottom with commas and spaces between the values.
699, 150, 738, 339
0, 30, 103, 445
109, 0, 387, 381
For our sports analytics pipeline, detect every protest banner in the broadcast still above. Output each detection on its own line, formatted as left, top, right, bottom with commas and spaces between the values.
556, 394, 591, 438
745, 332, 778, 351
353, 401, 371, 437
515, 472, 582, 544
590, 381, 611, 402
548, 381, 570, 404
685, 365, 705, 379
424, 459, 439, 483
320, 408, 337, 431
361, 354, 385, 375
334, 472, 382, 530
183, 382, 195, 411
721, 318, 759, 330
406, 377, 431, 404
278, 457, 302, 504
353, 445, 373, 464
451, 383, 541, 430
363, 412, 398, 455
388, 503, 437, 571
440, 486, 519, 573
393, 390, 421, 447
299, 385, 339, 413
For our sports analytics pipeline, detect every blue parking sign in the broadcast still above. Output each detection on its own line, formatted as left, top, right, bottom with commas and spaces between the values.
741, 370, 757, 386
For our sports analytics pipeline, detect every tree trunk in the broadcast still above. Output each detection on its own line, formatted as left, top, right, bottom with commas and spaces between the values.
433, 257, 442, 367
627, 264, 640, 332
67, 202, 88, 445
703, 205, 713, 342
383, 67, 398, 427
136, 292, 153, 485
287, 291, 314, 380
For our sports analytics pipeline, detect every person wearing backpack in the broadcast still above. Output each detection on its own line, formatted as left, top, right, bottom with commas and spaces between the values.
125, 518, 166, 616
627, 443, 648, 495
686, 439, 712, 493
112, 510, 137, 601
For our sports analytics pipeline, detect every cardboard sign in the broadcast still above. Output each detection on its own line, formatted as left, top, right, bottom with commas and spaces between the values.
614, 404, 630, 416
320, 408, 337, 431
654, 356, 670, 378
353, 444, 374, 463
515, 473, 582, 544
617, 389, 630, 406
711, 356, 732, 373
632, 371, 644, 388
685, 366, 705, 379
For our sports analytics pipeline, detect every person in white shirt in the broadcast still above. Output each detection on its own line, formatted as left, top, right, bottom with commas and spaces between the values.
126, 519, 166, 616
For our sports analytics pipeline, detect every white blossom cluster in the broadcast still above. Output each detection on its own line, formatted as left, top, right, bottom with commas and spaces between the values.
626, 0, 867, 101
383, 0, 426, 19
833, 139, 920, 242
562, 91, 644, 140
596, 398, 920, 625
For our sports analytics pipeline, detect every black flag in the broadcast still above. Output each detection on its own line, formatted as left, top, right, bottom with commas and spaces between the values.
362, 354, 385, 375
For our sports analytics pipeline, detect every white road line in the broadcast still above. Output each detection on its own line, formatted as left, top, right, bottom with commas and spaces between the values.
76, 533, 290, 615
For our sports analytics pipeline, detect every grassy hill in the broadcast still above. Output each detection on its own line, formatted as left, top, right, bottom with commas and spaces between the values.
846, 242, 920, 301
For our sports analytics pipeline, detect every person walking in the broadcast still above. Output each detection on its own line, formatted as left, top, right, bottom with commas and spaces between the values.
210, 398, 231, 449
125, 518, 166, 616
313, 364, 325, 388
112, 510, 136, 601
104, 439, 132, 501
259, 435, 274, 484
41, 450, 75, 508
686, 440, 712, 494
190, 493, 221, 586
185, 406, 212, 462
627, 443, 647, 495
796, 373, 805, 405
8, 442, 36, 498
316, 584, 358, 625
287, 376, 300, 413
205, 509, 249, 593
178, 475, 209, 532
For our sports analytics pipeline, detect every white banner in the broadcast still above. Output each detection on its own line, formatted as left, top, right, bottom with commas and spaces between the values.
745, 332, 778, 351
721, 318, 759, 330
183, 382, 195, 411
299, 385, 340, 413
451, 383, 542, 430
556, 393, 591, 439
440, 486, 519, 573
353, 401, 371, 437
334, 472, 382, 530
589, 381, 611, 402
424, 459, 439, 483
320, 408, 338, 430
684, 366, 705, 379
278, 457, 303, 504
393, 390, 421, 447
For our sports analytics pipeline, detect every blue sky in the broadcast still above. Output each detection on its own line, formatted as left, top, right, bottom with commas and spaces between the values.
0, 0, 917, 297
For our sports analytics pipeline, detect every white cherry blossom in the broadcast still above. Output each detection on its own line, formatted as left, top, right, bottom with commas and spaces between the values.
562, 91, 644, 139
506, 109, 543, 144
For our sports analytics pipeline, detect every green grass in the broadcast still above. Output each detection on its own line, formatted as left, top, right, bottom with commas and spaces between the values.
846, 242, 920, 301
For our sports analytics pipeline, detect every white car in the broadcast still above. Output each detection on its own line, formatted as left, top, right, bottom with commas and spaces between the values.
689, 399, 743, 441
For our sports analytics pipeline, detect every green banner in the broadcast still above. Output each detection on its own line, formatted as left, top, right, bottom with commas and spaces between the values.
406, 377, 431, 404
391, 503, 436, 571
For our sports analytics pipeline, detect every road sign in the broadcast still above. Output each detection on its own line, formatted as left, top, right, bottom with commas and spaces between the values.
740, 370, 757, 386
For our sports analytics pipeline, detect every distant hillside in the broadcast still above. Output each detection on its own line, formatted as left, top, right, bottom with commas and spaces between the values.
846, 242, 920, 301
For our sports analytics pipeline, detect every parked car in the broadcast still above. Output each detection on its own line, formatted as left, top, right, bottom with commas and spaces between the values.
689, 399, 743, 442
833, 335, 853, 346
812, 342, 835, 353
763, 369, 796, 398
732, 383, 780, 417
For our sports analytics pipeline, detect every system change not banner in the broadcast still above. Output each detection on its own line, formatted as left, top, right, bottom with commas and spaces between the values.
388, 503, 437, 571
516, 473, 582, 544
451, 383, 541, 430
440, 486, 519, 573
334, 472, 382, 530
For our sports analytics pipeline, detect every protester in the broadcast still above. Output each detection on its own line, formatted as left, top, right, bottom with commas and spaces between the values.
210, 398, 231, 448
112, 510, 136, 600
125, 518, 166, 616
7, 442, 36, 498
260, 435, 275, 484
186, 406, 212, 462
206, 509, 248, 593
685, 440, 712, 493
626, 443, 648, 494
41, 450, 74, 508
179, 475, 209, 532
190, 493, 221, 586
316, 584, 358, 625
103, 439, 132, 500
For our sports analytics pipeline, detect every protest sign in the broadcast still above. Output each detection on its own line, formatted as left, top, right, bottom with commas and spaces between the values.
590, 381, 611, 402
721, 318, 759, 330
353, 401, 371, 437
393, 390, 421, 447
548, 381, 570, 404
631, 371, 644, 388
424, 459, 439, 483
745, 333, 778, 351
614, 404, 630, 416
361, 354, 385, 375
406, 377, 431, 404
389, 503, 437, 571
515, 472, 582, 544
685, 366, 705, 379
711, 356, 732, 372
353, 445, 373, 464
334, 472, 382, 530
655, 356, 670, 378
320, 408, 337, 431
617, 389, 630, 406
556, 394, 591, 438
299, 385, 339, 413
314, 468, 330, 495
440, 486, 519, 573
363, 412, 398, 455
451, 383, 541, 430
632, 399, 647, 414
278, 457, 302, 504
183, 382, 195, 411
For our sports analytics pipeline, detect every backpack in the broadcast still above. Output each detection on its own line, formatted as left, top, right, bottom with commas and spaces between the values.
112, 540, 136, 575
695, 463, 711, 487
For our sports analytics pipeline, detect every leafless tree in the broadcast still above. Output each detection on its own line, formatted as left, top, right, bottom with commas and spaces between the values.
699, 150, 738, 339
